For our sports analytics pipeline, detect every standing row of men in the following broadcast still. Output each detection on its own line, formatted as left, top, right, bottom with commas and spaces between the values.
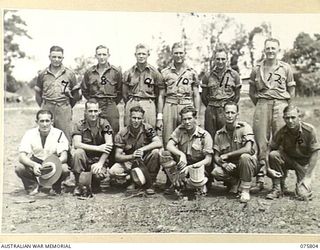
16, 38, 319, 202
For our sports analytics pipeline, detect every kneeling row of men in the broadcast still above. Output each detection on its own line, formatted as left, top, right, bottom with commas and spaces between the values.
16, 99, 319, 203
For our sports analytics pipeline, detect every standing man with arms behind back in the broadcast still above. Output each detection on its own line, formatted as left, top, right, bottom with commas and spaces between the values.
35, 46, 81, 142
249, 38, 295, 190
158, 42, 201, 146
201, 48, 241, 140
81, 45, 122, 134
123, 43, 162, 128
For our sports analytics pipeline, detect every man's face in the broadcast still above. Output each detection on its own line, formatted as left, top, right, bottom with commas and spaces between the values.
49, 51, 64, 68
85, 103, 100, 122
283, 109, 300, 130
37, 114, 53, 135
224, 104, 238, 125
264, 41, 280, 60
181, 112, 197, 131
130, 111, 144, 129
215, 51, 228, 70
135, 48, 149, 64
95, 48, 109, 65
172, 47, 186, 64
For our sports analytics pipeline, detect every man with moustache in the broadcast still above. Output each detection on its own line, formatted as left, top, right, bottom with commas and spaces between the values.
212, 102, 258, 203
15, 110, 70, 195
71, 99, 113, 195
123, 44, 162, 128
166, 106, 213, 195
249, 38, 295, 190
35, 46, 81, 142
201, 48, 241, 140
266, 105, 319, 200
81, 45, 122, 134
109, 106, 162, 195
158, 42, 201, 146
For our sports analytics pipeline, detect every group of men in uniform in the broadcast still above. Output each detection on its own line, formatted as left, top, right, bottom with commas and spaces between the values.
16, 38, 319, 203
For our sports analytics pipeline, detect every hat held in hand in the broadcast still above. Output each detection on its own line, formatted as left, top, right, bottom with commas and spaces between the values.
131, 160, 152, 188
39, 155, 62, 188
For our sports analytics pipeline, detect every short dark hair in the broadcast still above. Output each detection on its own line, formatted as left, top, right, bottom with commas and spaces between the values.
95, 45, 109, 53
180, 106, 197, 117
36, 110, 53, 120
49, 46, 64, 54
130, 105, 145, 115
171, 42, 185, 52
224, 101, 239, 112
264, 38, 280, 47
214, 47, 228, 59
283, 105, 299, 115
85, 98, 99, 109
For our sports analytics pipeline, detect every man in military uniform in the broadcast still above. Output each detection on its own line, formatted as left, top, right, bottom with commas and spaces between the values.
266, 105, 319, 200
249, 38, 295, 190
35, 46, 81, 142
109, 106, 162, 195
123, 44, 162, 127
201, 48, 241, 140
212, 101, 258, 203
71, 99, 113, 195
158, 42, 201, 146
81, 45, 122, 134
166, 106, 213, 194
15, 110, 69, 195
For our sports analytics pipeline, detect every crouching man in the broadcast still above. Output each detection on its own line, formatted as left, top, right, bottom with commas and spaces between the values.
71, 99, 113, 195
109, 106, 162, 195
266, 105, 319, 200
166, 106, 213, 195
15, 110, 70, 195
212, 101, 258, 203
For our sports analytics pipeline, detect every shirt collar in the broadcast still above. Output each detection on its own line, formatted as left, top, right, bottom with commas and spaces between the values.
258, 59, 284, 71
83, 118, 102, 131
46, 65, 66, 75
91, 63, 112, 73
219, 121, 242, 134
169, 62, 189, 71
211, 66, 232, 76
133, 63, 151, 72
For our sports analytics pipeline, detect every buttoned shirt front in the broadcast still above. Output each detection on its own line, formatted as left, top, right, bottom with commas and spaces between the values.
19, 126, 69, 161
115, 123, 156, 155
249, 60, 295, 100
72, 118, 113, 158
160, 63, 199, 98
123, 64, 162, 98
169, 125, 213, 163
81, 64, 122, 100
202, 67, 241, 107
214, 121, 256, 156
35, 65, 78, 103
270, 122, 320, 165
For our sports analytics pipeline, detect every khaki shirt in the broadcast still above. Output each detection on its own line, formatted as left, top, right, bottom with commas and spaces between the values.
201, 67, 241, 107
81, 64, 122, 100
169, 125, 213, 163
214, 121, 256, 157
123, 64, 162, 98
35, 65, 78, 103
115, 123, 157, 155
270, 122, 320, 165
160, 63, 199, 98
72, 118, 113, 159
249, 60, 295, 100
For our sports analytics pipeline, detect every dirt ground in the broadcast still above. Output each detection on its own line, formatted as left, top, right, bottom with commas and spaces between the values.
2, 98, 320, 234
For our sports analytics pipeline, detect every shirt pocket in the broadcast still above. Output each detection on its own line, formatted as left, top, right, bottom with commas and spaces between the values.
220, 141, 231, 154
143, 76, 155, 94
191, 140, 203, 158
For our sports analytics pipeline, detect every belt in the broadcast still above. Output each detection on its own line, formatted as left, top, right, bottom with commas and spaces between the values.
95, 96, 116, 103
129, 96, 154, 101
165, 97, 192, 105
43, 99, 70, 106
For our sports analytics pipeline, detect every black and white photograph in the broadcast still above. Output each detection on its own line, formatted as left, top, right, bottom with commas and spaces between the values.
2, 5, 320, 237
